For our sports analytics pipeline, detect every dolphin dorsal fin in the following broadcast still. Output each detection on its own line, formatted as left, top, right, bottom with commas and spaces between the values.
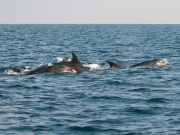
72, 52, 81, 64
106, 60, 123, 68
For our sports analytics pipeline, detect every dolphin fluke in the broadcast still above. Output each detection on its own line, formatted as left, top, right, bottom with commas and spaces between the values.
106, 60, 125, 69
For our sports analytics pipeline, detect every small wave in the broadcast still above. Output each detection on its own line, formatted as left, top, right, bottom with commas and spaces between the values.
33, 126, 49, 132
89, 95, 120, 100
69, 125, 99, 132
146, 98, 167, 103
126, 107, 155, 115
107, 80, 123, 85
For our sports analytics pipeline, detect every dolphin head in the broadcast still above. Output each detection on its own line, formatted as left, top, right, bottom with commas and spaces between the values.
154, 59, 169, 67
11, 68, 22, 73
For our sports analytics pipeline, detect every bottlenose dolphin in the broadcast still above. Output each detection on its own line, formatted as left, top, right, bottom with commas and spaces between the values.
129, 59, 168, 68
107, 59, 168, 68
10, 52, 87, 75
26, 52, 87, 75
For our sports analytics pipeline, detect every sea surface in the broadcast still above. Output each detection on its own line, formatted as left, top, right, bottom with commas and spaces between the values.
0, 24, 180, 135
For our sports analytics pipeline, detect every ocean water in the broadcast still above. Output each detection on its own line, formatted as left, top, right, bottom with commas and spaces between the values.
0, 24, 180, 135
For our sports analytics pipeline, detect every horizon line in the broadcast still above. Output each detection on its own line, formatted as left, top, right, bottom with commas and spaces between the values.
0, 23, 180, 25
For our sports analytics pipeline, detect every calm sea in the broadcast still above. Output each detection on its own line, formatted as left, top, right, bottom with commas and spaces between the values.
0, 24, 180, 135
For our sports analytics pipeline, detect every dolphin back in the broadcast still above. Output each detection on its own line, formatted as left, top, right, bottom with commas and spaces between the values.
106, 60, 124, 68
129, 59, 159, 68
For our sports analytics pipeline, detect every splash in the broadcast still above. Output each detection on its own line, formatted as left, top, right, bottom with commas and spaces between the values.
4, 66, 35, 75
4, 69, 22, 75
48, 63, 54, 66
83, 64, 103, 71
57, 57, 64, 62
162, 59, 169, 64
156, 59, 169, 67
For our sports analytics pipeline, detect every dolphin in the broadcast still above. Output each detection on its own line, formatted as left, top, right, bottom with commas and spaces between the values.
129, 59, 168, 68
10, 68, 22, 73
25, 52, 87, 75
10, 52, 87, 75
107, 59, 168, 68
106, 60, 125, 68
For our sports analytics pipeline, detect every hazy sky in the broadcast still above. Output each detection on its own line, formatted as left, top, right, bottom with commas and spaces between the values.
0, 0, 180, 24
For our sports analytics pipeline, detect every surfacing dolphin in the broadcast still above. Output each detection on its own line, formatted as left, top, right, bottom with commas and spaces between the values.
11, 52, 87, 75
106, 60, 125, 69
129, 59, 169, 68
107, 59, 168, 69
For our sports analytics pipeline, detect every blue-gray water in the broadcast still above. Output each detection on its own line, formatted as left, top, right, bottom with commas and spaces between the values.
0, 24, 180, 135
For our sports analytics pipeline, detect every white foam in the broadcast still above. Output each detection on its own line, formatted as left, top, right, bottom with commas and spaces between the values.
4, 69, 24, 75
4, 69, 19, 75
4, 65, 36, 75
83, 64, 103, 71
48, 63, 53, 66
24, 66, 35, 71
57, 57, 64, 62
162, 59, 169, 64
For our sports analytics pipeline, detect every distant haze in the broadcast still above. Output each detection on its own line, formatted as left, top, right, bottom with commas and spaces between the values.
0, 0, 180, 24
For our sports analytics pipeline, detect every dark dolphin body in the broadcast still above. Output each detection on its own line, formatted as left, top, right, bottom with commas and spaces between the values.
129, 59, 165, 68
25, 52, 87, 75
107, 59, 168, 69
129, 59, 168, 68
11, 68, 22, 73
10, 52, 87, 75
106, 60, 125, 69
